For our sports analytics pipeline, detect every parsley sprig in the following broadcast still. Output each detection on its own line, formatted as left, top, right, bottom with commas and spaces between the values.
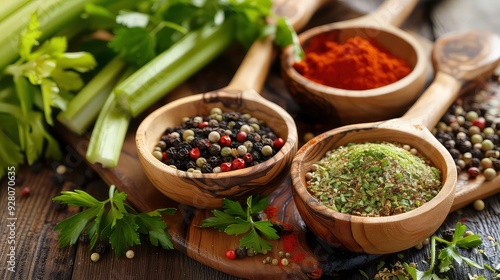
404, 222, 483, 280
53, 185, 176, 257
201, 196, 279, 253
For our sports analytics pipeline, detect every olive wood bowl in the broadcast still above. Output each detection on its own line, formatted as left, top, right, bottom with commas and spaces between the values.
135, 0, 325, 209
291, 30, 500, 254
281, 0, 427, 125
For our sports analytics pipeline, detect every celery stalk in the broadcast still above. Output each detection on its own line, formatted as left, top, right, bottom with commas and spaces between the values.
57, 57, 127, 135
85, 94, 131, 168
114, 20, 235, 117
0, 0, 90, 71
85, 68, 135, 167
0, 0, 30, 22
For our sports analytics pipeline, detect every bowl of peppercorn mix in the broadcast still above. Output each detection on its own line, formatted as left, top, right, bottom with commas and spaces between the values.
136, 91, 298, 209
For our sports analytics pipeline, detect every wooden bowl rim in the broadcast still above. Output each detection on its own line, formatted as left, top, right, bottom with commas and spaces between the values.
136, 90, 298, 181
281, 24, 427, 98
291, 122, 457, 224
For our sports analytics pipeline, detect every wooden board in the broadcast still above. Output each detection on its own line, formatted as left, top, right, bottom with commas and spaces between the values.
55, 2, 500, 278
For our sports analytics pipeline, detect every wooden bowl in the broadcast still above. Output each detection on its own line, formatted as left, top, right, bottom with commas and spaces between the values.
280, 0, 427, 124
290, 29, 500, 254
136, 89, 297, 209
291, 123, 456, 254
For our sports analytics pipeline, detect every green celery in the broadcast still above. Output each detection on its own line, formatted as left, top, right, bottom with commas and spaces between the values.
114, 20, 235, 117
85, 94, 130, 168
57, 57, 127, 135
0, 0, 30, 22
85, 68, 135, 167
0, 0, 91, 71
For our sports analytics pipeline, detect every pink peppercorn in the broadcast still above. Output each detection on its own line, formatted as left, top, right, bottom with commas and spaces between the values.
232, 158, 245, 170
219, 135, 232, 147
220, 162, 232, 172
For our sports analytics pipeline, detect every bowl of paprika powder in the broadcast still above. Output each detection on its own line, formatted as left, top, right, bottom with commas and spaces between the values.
281, 0, 427, 124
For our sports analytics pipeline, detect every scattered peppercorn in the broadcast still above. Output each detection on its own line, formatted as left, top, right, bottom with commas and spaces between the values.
21, 187, 30, 197
126, 250, 135, 259
235, 246, 247, 258
433, 87, 500, 181
225, 249, 237, 260
152, 108, 283, 173
473, 199, 485, 211
90, 252, 100, 262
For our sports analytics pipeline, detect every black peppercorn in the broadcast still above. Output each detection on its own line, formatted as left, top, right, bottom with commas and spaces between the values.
442, 228, 455, 242
235, 246, 247, 258
449, 148, 461, 159
470, 158, 481, 168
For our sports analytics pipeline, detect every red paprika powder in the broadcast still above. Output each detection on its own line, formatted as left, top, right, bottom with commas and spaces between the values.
293, 34, 411, 90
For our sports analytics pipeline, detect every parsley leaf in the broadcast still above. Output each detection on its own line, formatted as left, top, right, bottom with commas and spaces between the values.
403, 222, 483, 280
200, 195, 279, 253
53, 185, 176, 257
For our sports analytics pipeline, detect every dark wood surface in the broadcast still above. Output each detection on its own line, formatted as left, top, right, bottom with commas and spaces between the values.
2, 0, 500, 279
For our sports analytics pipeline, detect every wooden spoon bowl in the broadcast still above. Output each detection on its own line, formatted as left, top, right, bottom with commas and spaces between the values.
136, 0, 325, 209
281, 0, 427, 124
291, 30, 500, 254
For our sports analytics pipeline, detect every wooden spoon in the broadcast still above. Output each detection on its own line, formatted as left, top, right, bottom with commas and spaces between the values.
281, 0, 428, 124
136, 0, 326, 209
291, 30, 500, 254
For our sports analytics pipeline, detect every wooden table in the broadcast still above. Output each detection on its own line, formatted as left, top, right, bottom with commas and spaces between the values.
2, 0, 500, 279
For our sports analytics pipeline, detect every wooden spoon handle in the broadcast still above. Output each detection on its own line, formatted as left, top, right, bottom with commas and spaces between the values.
348, 0, 419, 27
224, 36, 274, 92
402, 30, 500, 129
275, 0, 329, 30
226, 0, 325, 92
401, 71, 462, 129
451, 175, 500, 212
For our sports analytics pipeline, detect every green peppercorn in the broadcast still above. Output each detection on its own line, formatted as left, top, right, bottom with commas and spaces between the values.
481, 158, 493, 169
156, 140, 167, 149
471, 134, 483, 144
484, 127, 495, 136
221, 147, 232, 157
271, 259, 278, 265
196, 157, 207, 168
243, 141, 253, 152
281, 258, 289, 266
466, 111, 479, 121
261, 145, 273, 156
153, 150, 163, 161
210, 107, 222, 115
473, 199, 485, 211
183, 129, 195, 141
250, 123, 260, 132
483, 168, 497, 181
482, 139, 494, 151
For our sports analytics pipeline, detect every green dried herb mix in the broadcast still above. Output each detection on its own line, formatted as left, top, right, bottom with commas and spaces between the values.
306, 142, 442, 217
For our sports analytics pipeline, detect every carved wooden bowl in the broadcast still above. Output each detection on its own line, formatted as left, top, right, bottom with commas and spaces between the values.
290, 30, 500, 254
136, 88, 298, 209
281, 0, 427, 124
